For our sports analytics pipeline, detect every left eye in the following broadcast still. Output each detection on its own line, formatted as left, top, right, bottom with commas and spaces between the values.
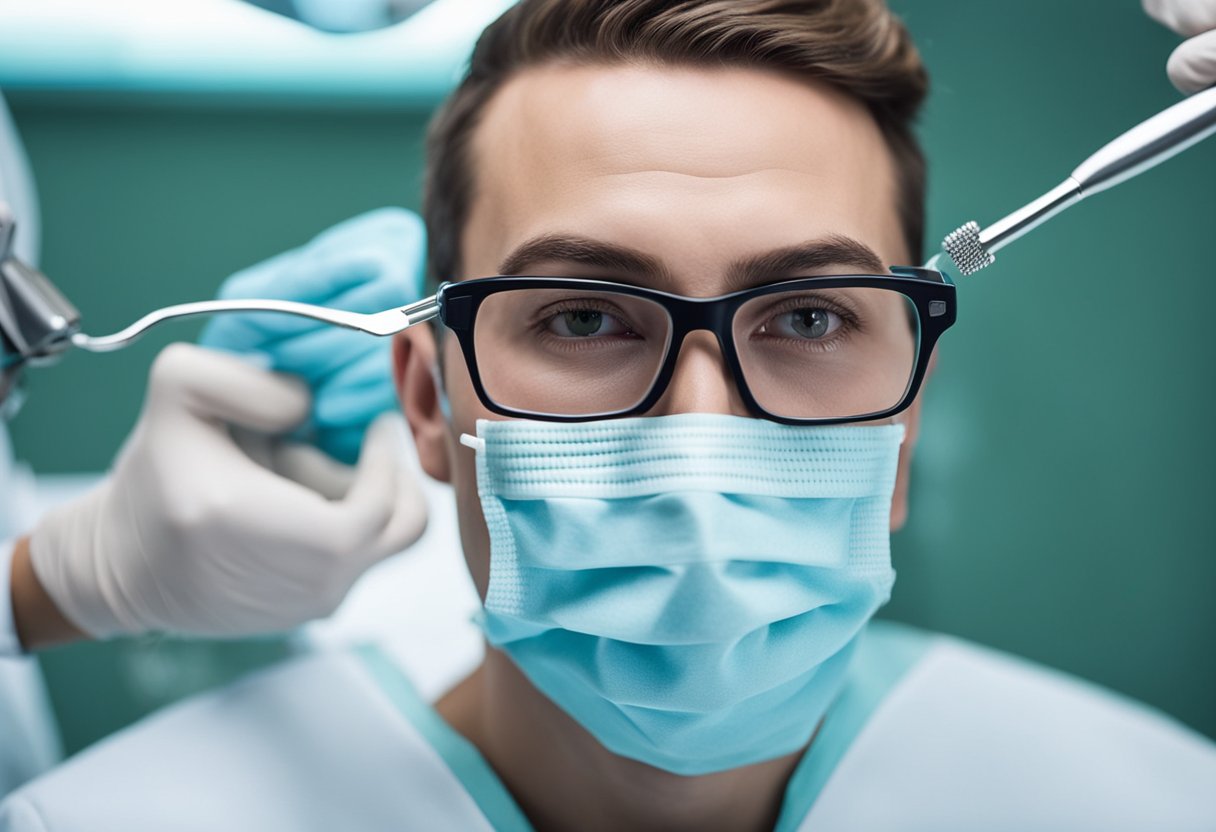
546, 309, 632, 338
761, 307, 842, 340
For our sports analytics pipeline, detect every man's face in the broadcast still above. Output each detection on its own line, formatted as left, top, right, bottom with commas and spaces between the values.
398, 63, 918, 597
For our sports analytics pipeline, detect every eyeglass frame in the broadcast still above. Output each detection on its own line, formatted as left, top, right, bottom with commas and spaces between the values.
435, 266, 956, 425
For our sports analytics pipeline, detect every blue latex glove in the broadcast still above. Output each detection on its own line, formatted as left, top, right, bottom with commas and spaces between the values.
200, 207, 425, 464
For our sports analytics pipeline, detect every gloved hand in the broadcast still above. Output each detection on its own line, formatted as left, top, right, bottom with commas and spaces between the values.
27, 343, 427, 638
200, 207, 426, 464
1145, 0, 1216, 93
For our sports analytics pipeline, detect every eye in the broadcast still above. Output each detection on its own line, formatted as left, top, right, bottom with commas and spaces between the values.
547, 309, 632, 338
761, 307, 842, 340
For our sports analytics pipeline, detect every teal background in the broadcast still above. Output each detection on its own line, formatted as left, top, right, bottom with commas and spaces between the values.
3, 0, 1213, 754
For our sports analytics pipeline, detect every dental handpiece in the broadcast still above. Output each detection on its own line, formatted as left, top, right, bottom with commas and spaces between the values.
934, 85, 1216, 276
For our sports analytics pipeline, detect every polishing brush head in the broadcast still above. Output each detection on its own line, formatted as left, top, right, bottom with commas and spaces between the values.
943, 221, 995, 276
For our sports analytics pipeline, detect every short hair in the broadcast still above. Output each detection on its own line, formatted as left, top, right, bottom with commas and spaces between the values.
424, 0, 929, 289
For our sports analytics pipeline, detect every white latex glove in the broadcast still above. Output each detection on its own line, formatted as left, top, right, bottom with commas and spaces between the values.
1145, 0, 1216, 93
27, 343, 427, 638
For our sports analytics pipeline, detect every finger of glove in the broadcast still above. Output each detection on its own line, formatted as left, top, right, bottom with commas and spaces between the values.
1167, 29, 1216, 92
222, 246, 413, 311
331, 412, 426, 562
312, 386, 399, 465
227, 426, 358, 527
266, 327, 387, 384
215, 208, 409, 287
200, 254, 404, 352
308, 349, 398, 464
231, 426, 277, 471
1144, 0, 1216, 36
229, 426, 354, 496
217, 208, 424, 304
125, 368, 369, 605
201, 266, 415, 367
147, 343, 310, 433
200, 207, 423, 353
268, 441, 357, 501
309, 207, 426, 273
314, 425, 362, 467
325, 342, 396, 393
313, 348, 396, 428
167, 416, 360, 553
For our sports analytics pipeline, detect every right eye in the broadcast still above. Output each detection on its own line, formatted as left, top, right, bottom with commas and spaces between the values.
546, 309, 632, 338
759, 306, 843, 341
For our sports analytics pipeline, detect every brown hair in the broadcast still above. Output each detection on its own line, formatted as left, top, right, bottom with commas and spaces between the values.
423, 0, 929, 288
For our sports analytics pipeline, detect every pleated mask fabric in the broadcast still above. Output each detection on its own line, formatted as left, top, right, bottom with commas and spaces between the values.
465, 413, 904, 775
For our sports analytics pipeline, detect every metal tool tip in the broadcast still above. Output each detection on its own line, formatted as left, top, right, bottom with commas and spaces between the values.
942, 221, 995, 276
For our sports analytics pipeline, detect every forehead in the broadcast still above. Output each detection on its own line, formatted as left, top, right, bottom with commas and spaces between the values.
462, 62, 906, 282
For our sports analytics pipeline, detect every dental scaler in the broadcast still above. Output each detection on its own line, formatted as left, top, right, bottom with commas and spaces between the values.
932, 85, 1216, 275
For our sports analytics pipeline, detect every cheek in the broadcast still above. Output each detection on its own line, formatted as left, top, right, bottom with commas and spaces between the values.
442, 333, 493, 600
454, 465, 491, 601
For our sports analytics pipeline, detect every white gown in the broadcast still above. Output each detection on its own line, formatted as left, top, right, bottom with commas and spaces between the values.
2, 620, 1212, 831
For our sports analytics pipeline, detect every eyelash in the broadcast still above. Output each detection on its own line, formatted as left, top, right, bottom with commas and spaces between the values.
522, 290, 865, 353
753, 296, 861, 340
531, 299, 642, 344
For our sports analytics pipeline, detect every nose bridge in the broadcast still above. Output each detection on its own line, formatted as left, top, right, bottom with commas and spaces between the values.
652, 295, 747, 417
669, 293, 734, 358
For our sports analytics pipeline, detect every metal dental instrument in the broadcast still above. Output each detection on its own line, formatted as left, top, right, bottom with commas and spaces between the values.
71, 295, 441, 353
0, 206, 81, 364
933, 85, 1216, 276
0, 204, 439, 361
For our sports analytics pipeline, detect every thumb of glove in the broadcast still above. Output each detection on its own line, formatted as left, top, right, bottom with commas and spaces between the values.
146, 343, 310, 434
1168, 28, 1216, 93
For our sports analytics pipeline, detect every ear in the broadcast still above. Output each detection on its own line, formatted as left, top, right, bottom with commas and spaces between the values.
889, 350, 935, 532
392, 326, 451, 483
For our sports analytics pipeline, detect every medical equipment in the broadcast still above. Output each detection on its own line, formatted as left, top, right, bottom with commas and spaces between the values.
0, 207, 439, 416
0, 207, 438, 367
933, 85, 1216, 275
0, 208, 78, 367
71, 296, 440, 353
0, 209, 78, 413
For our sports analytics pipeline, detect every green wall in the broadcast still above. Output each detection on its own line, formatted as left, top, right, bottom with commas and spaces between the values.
6, 0, 1213, 753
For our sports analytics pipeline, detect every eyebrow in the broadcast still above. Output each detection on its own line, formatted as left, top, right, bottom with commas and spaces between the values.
498, 234, 676, 286
726, 234, 886, 291
496, 232, 886, 291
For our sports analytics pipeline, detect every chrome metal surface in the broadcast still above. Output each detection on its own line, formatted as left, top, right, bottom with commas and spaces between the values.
72, 294, 440, 353
936, 86, 1216, 276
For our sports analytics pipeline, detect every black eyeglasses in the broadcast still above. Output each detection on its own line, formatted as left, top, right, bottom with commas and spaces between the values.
435, 267, 955, 425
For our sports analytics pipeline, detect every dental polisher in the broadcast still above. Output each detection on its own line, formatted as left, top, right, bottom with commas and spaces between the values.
930, 85, 1216, 276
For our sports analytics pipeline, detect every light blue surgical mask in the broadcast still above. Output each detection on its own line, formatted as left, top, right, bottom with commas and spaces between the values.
461, 413, 905, 776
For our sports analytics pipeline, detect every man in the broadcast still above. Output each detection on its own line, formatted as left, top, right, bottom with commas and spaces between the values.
3, 1, 1214, 829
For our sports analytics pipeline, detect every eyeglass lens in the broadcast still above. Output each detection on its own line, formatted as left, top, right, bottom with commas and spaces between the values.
471, 285, 920, 420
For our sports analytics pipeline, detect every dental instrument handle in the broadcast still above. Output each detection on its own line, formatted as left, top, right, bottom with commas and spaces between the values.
71, 295, 440, 353
940, 85, 1216, 275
